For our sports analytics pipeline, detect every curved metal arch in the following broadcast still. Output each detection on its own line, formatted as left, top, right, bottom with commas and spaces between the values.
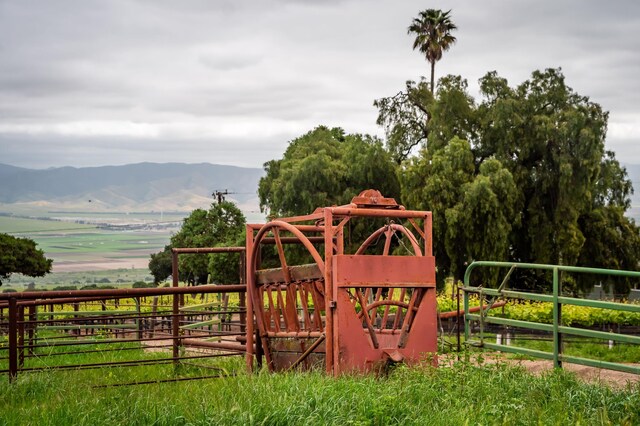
248, 220, 325, 277
355, 223, 422, 256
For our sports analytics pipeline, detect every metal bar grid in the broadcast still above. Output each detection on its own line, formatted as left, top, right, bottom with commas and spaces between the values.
2, 273, 247, 383
463, 261, 640, 374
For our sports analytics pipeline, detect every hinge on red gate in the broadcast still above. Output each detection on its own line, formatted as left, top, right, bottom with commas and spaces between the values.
329, 300, 337, 309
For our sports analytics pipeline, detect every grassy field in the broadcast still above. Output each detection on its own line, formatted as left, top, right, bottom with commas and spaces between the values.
35, 231, 168, 256
0, 354, 638, 425
0, 216, 96, 233
3, 268, 155, 288
0, 215, 172, 274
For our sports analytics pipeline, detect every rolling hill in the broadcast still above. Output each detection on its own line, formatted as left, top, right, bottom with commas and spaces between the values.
0, 162, 264, 212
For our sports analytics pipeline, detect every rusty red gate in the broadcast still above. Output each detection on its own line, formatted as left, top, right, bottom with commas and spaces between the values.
245, 190, 437, 374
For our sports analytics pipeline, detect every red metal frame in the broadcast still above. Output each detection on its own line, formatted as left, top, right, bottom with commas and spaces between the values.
246, 190, 437, 375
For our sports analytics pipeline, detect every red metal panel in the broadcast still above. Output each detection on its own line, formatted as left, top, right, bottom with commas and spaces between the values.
333, 255, 436, 288
399, 288, 438, 366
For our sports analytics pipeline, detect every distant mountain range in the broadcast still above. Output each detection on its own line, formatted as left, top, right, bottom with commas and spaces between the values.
0, 162, 264, 212
0, 161, 637, 217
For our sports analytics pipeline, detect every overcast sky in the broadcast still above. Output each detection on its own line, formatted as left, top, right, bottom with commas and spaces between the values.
1, 0, 638, 169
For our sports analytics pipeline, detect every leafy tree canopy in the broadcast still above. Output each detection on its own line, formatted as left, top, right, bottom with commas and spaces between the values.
374, 79, 433, 164
257, 126, 402, 259
0, 233, 52, 285
399, 68, 640, 292
149, 245, 172, 285
408, 8, 457, 94
258, 126, 400, 217
149, 201, 246, 285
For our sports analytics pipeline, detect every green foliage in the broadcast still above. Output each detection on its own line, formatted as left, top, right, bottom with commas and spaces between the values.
1, 357, 639, 425
258, 126, 401, 259
132, 281, 156, 288
374, 79, 433, 163
78, 284, 116, 290
149, 201, 246, 286
258, 126, 400, 218
403, 138, 519, 284
392, 68, 640, 291
0, 233, 52, 285
375, 10, 458, 163
52, 285, 78, 291
148, 245, 172, 284
497, 300, 640, 327
408, 8, 457, 95
477, 69, 604, 267
207, 230, 245, 285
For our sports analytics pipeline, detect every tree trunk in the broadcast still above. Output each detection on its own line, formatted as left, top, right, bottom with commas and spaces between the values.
430, 61, 436, 95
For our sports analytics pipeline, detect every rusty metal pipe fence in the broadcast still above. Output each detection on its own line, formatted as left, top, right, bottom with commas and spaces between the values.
0, 247, 247, 384
463, 261, 640, 375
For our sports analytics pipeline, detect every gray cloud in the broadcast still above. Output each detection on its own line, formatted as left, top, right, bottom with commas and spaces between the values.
0, 0, 638, 168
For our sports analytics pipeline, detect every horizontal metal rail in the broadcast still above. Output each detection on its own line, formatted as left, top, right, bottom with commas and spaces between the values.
1, 284, 247, 383
0, 353, 239, 374
0, 284, 245, 301
463, 261, 640, 374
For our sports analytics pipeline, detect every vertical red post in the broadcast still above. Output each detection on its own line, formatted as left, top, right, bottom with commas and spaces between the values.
27, 305, 36, 356
171, 250, 180, 363
425, 213, 433, 257
18, 306, 25, 367
323, 209, 334, 375
136, 297, 143, 340
73, 302, 79, 336
245, 226, 254, 372
8, 297, 18, 382
239, 252, 247, 334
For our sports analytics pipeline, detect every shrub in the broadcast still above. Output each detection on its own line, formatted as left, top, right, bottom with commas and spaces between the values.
132, 281, 156, 288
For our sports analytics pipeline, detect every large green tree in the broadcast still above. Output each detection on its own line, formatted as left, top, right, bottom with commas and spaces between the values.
397, 69, 640, 292
258, 126, 401, 256
475, 69, 613, 268
0, 233, 52, 285
149, 201, 246, 285
259, 126, 400, 217
408, 9, 457, 95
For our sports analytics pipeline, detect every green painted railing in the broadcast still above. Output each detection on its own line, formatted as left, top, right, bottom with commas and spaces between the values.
463, 261, 640, 375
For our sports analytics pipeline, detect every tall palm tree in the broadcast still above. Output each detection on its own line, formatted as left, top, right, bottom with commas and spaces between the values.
408, 9, 457, 95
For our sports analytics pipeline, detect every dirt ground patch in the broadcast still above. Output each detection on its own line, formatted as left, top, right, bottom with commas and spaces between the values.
506, 358, 639, 388
442, 353, 640, 389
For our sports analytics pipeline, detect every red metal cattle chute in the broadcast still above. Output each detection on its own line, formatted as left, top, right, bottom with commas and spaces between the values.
245, 190, 437, 375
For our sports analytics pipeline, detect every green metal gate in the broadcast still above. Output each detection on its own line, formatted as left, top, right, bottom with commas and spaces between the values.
462, 261, 640, 375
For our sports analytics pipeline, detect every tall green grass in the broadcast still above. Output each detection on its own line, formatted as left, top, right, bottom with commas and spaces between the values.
1, 357, 638, 425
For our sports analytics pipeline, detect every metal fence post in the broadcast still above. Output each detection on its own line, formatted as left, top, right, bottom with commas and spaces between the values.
135, 297, 143, 340
172, 250, 180, 364
552, 267, 562, 368
18, 305, 25, 367
28, 305, 36, 355
456, 285, 461, 354
463, 285, 470, 344
8, 297, 18, 383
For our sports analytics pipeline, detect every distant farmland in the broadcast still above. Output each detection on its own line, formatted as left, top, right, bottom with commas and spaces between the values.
0, 215, 172, 273
0, 216, 96, 233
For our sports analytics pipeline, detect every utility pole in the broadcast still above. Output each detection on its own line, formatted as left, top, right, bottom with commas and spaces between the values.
213, 190, 229, 204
